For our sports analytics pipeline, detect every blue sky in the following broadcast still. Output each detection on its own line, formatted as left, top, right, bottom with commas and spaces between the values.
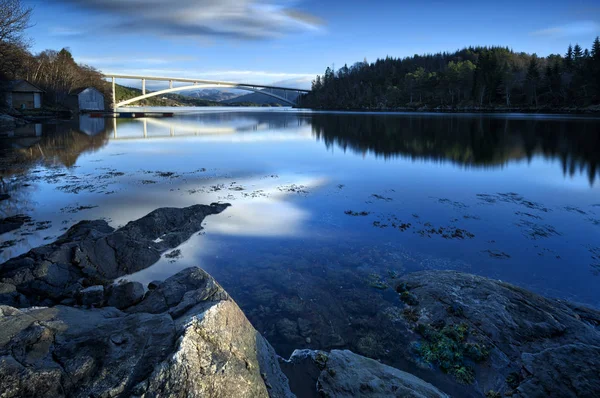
24, 0, 600, 89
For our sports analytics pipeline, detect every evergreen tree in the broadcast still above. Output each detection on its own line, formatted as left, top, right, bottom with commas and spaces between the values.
565, 44, 574, 70
590, 37, 600, 98
312, 75, 322, 91
573, 44, 583, 67
526, 55, 541, 106
592, 37, 600, 62
300, 41, 600, 110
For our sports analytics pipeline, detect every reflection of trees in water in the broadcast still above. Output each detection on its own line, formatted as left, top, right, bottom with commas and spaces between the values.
311, 114, 600, 185
1, 120, 110, 224
0, 120, 110, 179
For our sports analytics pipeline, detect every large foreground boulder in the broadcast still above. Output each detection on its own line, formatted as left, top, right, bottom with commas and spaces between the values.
0, 203, 230, 307
0, 267, 294, 398
394, 271, 600, 397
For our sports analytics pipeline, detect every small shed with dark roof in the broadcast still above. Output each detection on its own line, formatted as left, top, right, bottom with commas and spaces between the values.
66, 87, 105, 112
3, 80, 44, 109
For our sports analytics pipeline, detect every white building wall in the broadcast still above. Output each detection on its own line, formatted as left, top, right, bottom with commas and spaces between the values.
34, 93, 42, 108
78, 88, 105, 111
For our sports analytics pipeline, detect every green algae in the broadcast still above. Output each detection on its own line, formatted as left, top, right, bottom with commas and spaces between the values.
415, 322, 489, 385
366, 273, 389, 290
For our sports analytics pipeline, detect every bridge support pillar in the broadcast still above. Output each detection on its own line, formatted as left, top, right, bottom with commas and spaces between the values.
169, 80, 173, 89
142, 79, 146, 95
112, 77, 116, 109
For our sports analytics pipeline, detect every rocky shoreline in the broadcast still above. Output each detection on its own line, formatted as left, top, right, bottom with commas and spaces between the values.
1, 203, 599, 397
0, 109, 72, 133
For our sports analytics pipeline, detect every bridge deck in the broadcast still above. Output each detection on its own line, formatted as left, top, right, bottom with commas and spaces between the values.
103, 74, 310, 93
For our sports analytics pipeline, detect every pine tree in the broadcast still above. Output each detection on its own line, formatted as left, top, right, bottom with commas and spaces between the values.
592, 37, 600, 62
590, 37, 600, 99
312, 75, 322, 91
574, 44, 583, 65
565, 44, 574, 70
526, 56, 541, 107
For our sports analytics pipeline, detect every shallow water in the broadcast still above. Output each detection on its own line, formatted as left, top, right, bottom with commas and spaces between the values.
1, 107, 599, 365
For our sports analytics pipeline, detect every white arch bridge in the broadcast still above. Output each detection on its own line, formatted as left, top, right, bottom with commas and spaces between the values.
103, 74, 310, 108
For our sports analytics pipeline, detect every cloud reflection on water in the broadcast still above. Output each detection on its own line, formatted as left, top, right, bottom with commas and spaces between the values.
118, 174, 327, 285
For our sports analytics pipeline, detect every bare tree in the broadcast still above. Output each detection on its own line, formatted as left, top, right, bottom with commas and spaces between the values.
0, 0, 33, 44
0, 0, 33, 80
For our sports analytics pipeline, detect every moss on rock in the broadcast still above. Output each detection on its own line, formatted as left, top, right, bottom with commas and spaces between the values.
414, 322, 488, 385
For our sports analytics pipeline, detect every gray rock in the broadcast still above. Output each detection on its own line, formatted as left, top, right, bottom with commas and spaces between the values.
0, 304, 176, 397
148, 280, 162, 290
79, 285, 104, 307
0, 203, 230, 307
0, 267, 294, 398
107, 281, 145, 309
137, 299, 294, 398
395, 271, 600, 397
280, 349, 448, 398
0, 283, 28, 308
320, 350, 448, 398
126, 267, 228, 316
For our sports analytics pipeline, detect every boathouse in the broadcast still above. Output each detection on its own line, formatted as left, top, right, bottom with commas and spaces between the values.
66, 87, 105, 112
2, 80, 44, 109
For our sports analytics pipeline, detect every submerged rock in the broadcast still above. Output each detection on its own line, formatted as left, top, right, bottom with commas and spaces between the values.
0, 203, 230, 307
0, 215, 32, 235
280, 349, 448, 398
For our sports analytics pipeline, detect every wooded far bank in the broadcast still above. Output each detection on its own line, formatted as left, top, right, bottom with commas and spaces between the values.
300, 38, 600, 111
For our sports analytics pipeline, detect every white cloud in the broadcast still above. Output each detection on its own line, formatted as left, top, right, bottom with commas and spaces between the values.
49, 26, 83, 36
530, 21, 600, 37
55, 0, 324, 41
77, 56, 197, 66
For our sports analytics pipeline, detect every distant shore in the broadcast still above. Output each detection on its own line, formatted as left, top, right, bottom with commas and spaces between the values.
297, 104, 600, 114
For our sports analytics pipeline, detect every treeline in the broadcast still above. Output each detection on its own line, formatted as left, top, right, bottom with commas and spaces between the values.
1, 47, 110, 106
0, 0, 109, 107
300, 38, 600, 110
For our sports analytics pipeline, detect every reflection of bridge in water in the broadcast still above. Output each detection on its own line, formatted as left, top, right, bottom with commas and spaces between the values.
104, 74, 310, 107
110, 113, 311, 141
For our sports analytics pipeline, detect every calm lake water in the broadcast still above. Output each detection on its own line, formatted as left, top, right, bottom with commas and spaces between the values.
1, 107, 599, 365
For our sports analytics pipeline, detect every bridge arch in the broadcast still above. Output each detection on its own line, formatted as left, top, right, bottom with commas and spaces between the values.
114, 84, 298, 107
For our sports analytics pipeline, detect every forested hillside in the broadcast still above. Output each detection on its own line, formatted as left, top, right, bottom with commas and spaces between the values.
300, 38, 600, 110
114, 85, 224, 107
